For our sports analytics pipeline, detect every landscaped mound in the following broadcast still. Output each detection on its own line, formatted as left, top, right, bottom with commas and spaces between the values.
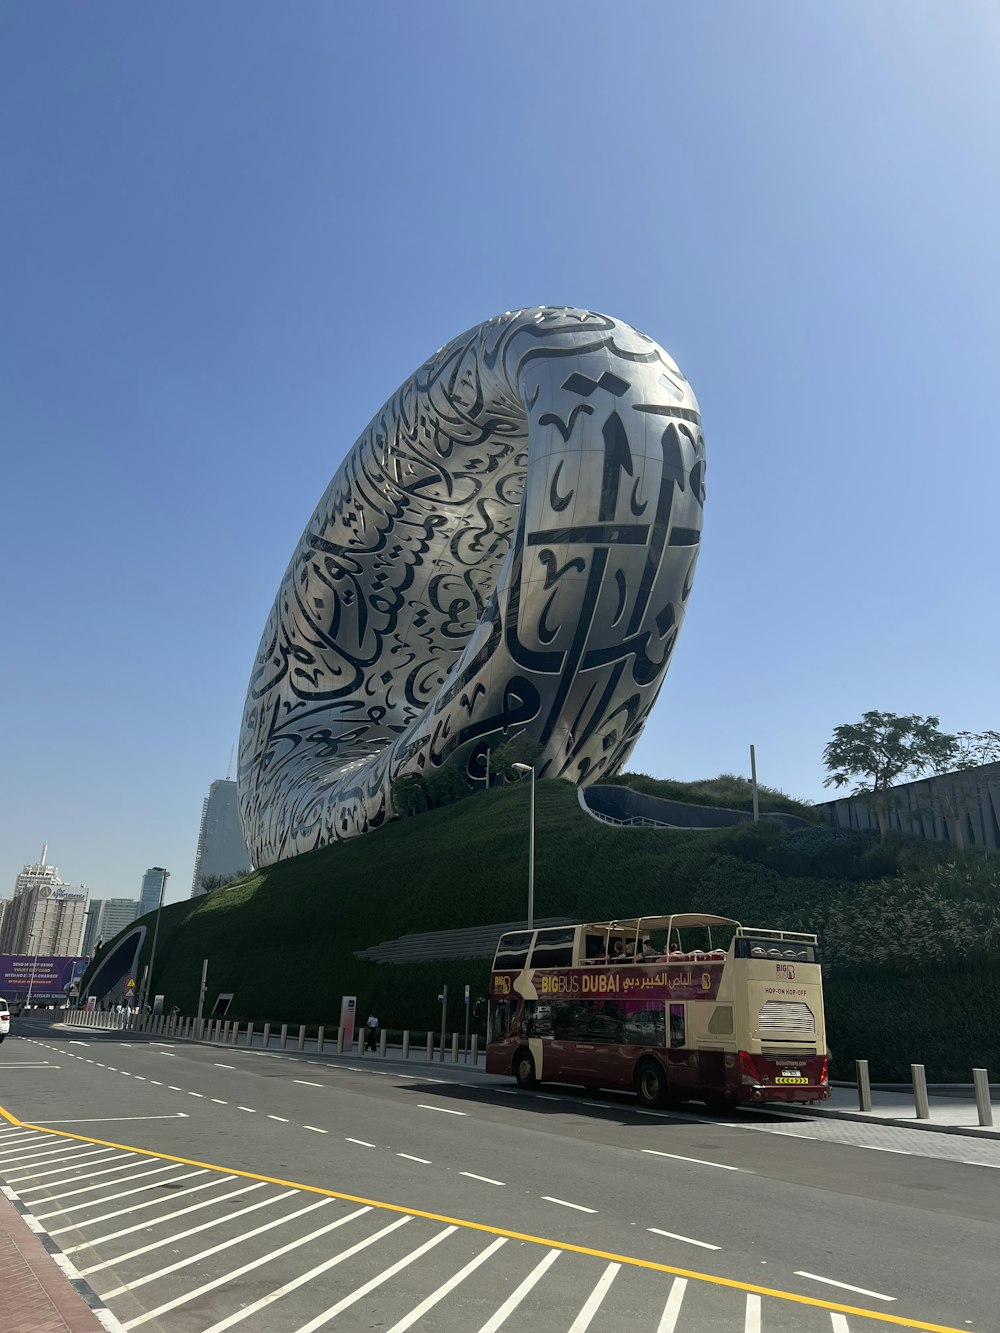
86, 777, 1000, 1082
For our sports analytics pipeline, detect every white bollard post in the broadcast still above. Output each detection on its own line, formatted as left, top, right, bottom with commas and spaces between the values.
317, 1025, 325, 1054
471, 1034, 479, 1066
856, 1058, 872, 1112
336, 1026, 344, 1054
246, 1021, 254, 1047
280, 1023, 288, 1050
973, 1068, 994, 1127
298, 1024, 306, 1051
451, 1032, 459, 1062
426, 1032, 434, 1062
402, 1030, 410, 1061
379, 1029, 387, 1057
262, 1022, 271, 1049
911, 1064, 930, 1119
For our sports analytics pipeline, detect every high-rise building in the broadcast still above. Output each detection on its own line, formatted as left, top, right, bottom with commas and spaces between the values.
83, 898, 139, 955
1, 848, 89, 956
139, 868, 169, 918
190, 779, 253, 897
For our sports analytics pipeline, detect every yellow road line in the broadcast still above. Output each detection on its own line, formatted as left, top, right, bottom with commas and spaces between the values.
0, 1101, 967, 1333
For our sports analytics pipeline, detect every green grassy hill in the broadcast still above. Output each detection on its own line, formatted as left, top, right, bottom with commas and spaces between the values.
88, 777, 1000, 1082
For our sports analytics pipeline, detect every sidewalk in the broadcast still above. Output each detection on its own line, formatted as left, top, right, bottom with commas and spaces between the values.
0, 1190, 114, 1332
786, 1082, 1000, 1140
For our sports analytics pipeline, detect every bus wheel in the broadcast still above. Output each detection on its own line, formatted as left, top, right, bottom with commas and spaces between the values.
634, 1059, 667, 1108
513, 1048, 537, 1089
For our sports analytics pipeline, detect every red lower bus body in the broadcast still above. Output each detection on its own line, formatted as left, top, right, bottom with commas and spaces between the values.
486, 1037, 829, 1107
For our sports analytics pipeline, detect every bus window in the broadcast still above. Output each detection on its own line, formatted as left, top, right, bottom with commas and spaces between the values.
489, 999, 510, 1043
523, 1001, 554, 1038
669, 1003, 686, 1047
584, 933, 605, 961
494, 931, 533, 970
529, 927, 575, 969
708, 1004, 734, 1036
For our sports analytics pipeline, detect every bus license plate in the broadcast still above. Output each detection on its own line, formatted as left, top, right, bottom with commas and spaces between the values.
776, 1075, 808, 1084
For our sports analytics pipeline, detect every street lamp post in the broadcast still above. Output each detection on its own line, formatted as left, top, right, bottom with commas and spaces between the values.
142, 869, 169, 1012
512, 763, 535, 930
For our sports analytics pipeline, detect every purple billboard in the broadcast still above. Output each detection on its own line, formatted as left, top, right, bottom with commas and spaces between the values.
0, 955, 89, 1000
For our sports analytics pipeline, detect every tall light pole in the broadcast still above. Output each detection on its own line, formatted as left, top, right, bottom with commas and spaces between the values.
142, 869, 169, 1011
512, 763, 535, 930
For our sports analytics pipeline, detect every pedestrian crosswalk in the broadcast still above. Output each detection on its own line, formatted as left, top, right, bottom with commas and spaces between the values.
0, 1125, 926, 1332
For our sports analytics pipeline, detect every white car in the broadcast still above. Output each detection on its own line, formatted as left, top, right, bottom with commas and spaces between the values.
0, 998, 10, 1042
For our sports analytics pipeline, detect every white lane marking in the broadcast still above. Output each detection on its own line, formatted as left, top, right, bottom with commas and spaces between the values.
150, 1080, 162, 1086
211, 1099, 228, 1105
294, 1080, 323, 1087
133, 1076, 146, 1081
541, 1196, 596, 1214
397, 1153, 432, 1164
830, 1316, 851, 1332
268, 1115, 289, 1123
214, 1063, 235, 1070
237, 1106, 256, 1113
0, 1064, 59, 1069
26, 1164, 189, 1207
66, 1180, 256, 1251
417, 1104, 467, 1116
568, 1262, 620, 1331
17, 1156, 146, 1193
389, 1240, 510, 1327
30, 1115, 189, 1124
346, 1138, 375, 1148
68, 1041, 90, 1046
648, 1226, 720, 1251
0, 1142, 91, 1165
293, 1225, 457, 1333
962, 1160, 1000, 1168
5, 1149, 122, 1181
857, 1145, 912, 1156
44, 1170, 215, 1224
795, 1271, 896, 1301
167, 1086, 181, 1091
303, 1125, 328, 1134
188, 1092, 204, 1098
656, 1277, 688, 1333
198, 1213, 414, 1333
77, 1186, 293, 1272
493, 1088, 518, 1095
461, 1172, 505, 1186
478, 1248, 561, 1332
159, 1052, 175, 1057
117, 1204, 371, 1326
642, 1149, 741, 1171
745, 1292, 762, 1333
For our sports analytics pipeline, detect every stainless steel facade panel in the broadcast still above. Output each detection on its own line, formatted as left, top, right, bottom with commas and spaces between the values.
238, 308, 706, 867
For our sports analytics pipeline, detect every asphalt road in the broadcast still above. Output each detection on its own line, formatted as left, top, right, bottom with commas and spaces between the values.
0, 1014, 995, 1333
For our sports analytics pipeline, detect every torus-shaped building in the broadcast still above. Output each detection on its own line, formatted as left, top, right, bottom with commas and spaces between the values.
238, 308, 705, 867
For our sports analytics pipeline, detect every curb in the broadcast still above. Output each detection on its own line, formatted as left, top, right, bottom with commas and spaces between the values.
1, 1182, 127, 1332
778, 1103, 1000, 1142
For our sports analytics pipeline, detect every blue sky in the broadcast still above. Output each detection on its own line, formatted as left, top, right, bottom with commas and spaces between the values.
2, 2, 997, 905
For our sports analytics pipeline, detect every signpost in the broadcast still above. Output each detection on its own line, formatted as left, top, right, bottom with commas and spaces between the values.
463, 983, 471, 1063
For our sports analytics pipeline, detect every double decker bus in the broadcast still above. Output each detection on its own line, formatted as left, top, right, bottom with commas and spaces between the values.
485, 914, 829, 1109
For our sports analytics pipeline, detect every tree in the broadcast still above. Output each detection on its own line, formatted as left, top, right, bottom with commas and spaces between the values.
200, 872, 245, 894
423, 766, 469, 808
490, 733, 543, 784
390, 774, 427, 817
822, 711, 958, 841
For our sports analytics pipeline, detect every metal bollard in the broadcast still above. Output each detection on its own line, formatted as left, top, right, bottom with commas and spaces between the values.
262, 1022, 271, 1049
357, 1029, 365, 1054
402, 1030, 410, 1061
911, 1063, 930, 1119
470, 1034, 479, 1066
223, 1020, 231, 1043
426, 1032, 434, 1062
317, 1025, 325, 1055
379, 1029, 387, 1057
451, 1032, 459, 1062
336, 1026, 344, 1054
856, 1058, 872, 1112
973, 1068, 994, 1127
280, 1023, 288, 1050
298, 1024, 306, 1051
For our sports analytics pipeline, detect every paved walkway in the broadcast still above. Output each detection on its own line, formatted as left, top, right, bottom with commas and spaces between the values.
790, 1082, 1000, 1138
0, 1191, 111, 1332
